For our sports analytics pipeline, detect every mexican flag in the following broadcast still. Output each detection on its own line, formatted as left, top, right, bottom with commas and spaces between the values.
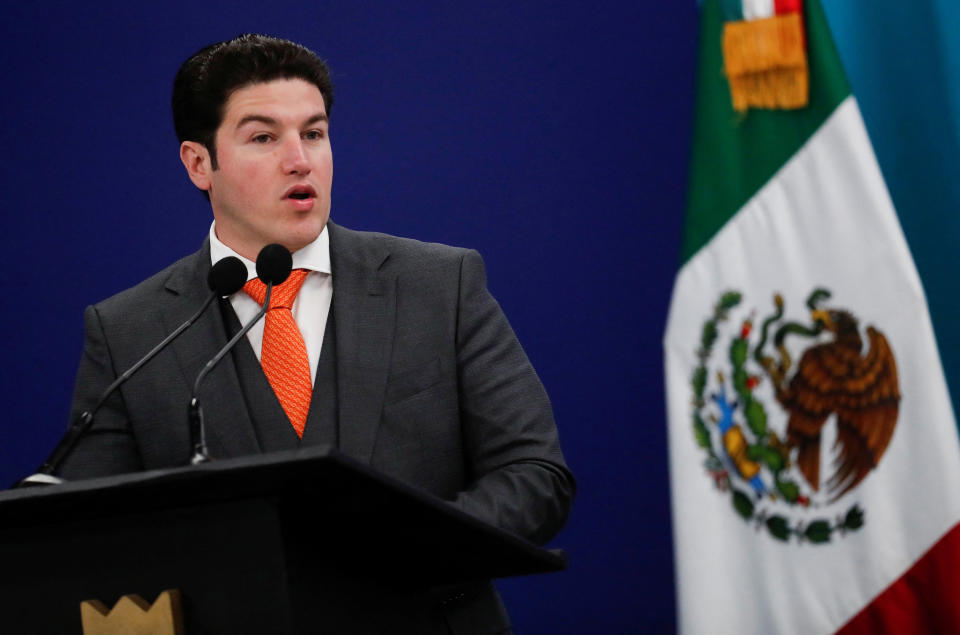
664, 0, 960, 632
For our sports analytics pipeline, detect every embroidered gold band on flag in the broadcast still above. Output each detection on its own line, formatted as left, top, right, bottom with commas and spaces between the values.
722, 12, 808, 111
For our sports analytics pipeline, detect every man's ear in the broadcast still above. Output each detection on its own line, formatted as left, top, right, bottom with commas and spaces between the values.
180, 141, 213, 191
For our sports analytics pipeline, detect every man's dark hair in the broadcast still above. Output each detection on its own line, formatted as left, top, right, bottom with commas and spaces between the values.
172, 34, 334, 170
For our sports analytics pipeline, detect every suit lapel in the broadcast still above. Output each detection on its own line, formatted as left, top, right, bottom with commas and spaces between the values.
328, 222, 396, 464
160, 243, 261, 458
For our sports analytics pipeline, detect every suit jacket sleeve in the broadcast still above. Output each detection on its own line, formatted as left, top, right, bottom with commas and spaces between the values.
450, 249, 575, 545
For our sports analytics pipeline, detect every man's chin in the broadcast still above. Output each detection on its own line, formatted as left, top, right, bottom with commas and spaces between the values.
278, 219, 327, 254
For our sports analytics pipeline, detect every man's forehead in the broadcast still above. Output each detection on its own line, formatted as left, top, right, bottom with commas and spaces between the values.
223, 78, 327, 122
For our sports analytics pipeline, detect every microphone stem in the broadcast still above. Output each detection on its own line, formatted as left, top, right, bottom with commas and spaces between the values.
188, 283, 273, 464
92, 293, 217, 416
188, 397, 209, 465
34, 411, 94, 479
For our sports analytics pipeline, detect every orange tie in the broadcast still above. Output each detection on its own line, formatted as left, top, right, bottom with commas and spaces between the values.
244, 269, 312, 437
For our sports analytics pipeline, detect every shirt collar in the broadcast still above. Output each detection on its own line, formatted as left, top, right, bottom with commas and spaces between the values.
208, 221, 332, 283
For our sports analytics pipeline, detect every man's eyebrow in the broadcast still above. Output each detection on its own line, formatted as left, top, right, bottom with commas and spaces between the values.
303, 113, 329, 126
236, 115, 277, 128
234, 113, 328, 128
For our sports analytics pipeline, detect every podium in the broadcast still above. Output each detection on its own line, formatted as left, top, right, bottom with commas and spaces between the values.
0, 446, 566, 633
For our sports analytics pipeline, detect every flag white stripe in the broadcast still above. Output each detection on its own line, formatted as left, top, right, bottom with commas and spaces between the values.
742, 0, 775, 20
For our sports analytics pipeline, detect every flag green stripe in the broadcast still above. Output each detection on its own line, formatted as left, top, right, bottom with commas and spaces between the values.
718, 0, 743, 21
681, 0, 852, 264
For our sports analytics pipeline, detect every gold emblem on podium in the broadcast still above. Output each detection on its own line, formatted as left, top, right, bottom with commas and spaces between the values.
80, 589, 183, 635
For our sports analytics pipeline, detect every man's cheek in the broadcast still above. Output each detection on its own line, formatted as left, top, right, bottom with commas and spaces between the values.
235, 168, 265, 197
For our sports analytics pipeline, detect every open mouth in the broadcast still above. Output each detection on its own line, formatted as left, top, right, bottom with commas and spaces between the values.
284, 185, 317, 200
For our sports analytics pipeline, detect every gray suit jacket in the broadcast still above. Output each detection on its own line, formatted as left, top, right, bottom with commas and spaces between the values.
63, 221, 574, 633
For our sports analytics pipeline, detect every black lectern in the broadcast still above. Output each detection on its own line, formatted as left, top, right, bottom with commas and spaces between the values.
0, 446, 565, 633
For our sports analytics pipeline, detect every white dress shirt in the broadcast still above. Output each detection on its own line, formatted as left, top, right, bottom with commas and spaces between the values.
208, 222, 333, 385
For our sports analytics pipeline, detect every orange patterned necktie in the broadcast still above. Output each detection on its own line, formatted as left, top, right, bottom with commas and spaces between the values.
243, 269, 312, 438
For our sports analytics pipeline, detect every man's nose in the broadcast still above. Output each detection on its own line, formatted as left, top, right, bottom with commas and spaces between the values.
280, 137, 311, 175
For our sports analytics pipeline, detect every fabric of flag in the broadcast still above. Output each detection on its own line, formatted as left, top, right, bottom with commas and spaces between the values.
720, 0, 803, 22
665, 0, 960, 632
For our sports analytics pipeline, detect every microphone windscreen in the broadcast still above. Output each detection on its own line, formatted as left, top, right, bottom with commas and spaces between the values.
256, 243, 293, 285
208, 256, 248, 296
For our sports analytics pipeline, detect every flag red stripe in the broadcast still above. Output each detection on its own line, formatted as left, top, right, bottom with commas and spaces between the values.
836, 522, 960, 634
775, 0, 803, 14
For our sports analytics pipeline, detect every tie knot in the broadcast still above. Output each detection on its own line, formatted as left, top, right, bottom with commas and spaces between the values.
244, 269, 309, 310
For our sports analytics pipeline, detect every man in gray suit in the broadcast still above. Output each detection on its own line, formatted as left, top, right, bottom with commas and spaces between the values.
63, 34, 573, 632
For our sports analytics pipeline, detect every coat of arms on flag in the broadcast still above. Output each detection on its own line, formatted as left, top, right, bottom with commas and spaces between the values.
689, 287, 900, 543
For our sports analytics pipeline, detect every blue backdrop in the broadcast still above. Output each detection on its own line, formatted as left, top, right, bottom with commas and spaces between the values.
1, 2, 956, 632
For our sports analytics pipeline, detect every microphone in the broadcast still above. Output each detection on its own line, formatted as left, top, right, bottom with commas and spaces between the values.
255, 242, 295, 286
187, 244, 292, 465
15, 256, 248, 487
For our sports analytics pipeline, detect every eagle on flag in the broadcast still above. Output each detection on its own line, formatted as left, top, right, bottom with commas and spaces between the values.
770, 307, 901, 500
